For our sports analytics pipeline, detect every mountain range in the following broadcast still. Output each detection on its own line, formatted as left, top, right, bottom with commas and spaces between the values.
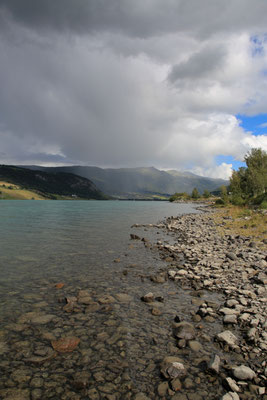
20, 165, 228, 199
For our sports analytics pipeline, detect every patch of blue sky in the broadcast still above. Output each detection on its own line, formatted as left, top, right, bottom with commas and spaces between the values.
215, 155, 245, 171
250, 34, 267, 57
236, 113, 267, 135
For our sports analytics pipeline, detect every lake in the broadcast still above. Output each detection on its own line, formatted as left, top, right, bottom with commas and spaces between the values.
0, 200, 202, 399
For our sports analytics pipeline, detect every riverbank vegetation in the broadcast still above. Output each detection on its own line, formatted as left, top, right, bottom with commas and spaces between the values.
228, 148, 267, 209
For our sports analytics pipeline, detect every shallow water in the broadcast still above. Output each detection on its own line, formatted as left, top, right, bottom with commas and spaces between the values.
0, 200, 198, 291
0, 201, 225, 399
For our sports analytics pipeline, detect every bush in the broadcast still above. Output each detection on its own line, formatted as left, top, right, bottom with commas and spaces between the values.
259, 200, 267, 209
215, 198, 225, 205
231, 195, 246, 206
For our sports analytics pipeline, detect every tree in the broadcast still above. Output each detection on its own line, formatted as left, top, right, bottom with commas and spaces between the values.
203, 189, 210, 198
229, 148, 267, 203
220, 185, 229, 204
244, 148, 267, 197
191, 187, 200, 199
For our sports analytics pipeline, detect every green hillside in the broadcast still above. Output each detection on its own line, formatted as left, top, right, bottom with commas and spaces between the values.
0, 165, 107, 200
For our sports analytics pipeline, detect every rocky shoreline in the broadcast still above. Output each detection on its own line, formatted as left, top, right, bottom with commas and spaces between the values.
134, 207, 267, 399
0, 206, 266, 400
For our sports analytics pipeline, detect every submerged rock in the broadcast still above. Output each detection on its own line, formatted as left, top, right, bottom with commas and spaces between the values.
51, 337, 80, 353
161, 356, 187, 379
174, 322, 196, 341
141, 292, 154, 303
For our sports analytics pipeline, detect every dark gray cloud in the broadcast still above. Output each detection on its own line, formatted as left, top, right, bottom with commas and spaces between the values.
168, 46, 226, 83
0, 1, 267, 178
1, 0, 267, 38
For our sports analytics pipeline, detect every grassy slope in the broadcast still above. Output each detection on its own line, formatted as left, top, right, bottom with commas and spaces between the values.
0, 181, 46, 200
212, 205, 267, 245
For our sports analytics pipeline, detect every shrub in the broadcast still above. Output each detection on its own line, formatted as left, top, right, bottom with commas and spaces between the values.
231, 195, 245, 206
259, 200, 267, 209
215, 198, 225, 205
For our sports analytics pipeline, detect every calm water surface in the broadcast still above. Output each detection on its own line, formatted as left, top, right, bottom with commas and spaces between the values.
1, 201, 222, 400
0, 200, 198, 287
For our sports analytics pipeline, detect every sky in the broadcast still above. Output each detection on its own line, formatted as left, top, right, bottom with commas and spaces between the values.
0, 1, 267, 180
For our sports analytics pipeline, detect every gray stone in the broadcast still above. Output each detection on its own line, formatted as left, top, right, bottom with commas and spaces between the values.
174, 322, 196, 340
233, 365, 256, 380
224, 315, 237, 324
188, 340, 202, 352
217, 330, 239, 348
30, 378, 44, 388
221, 393, 239, 400
141, 292, 154, 303
161, 357, 186, 379
30, 314, 55, 325
134, 392, 150, 400
134, 393, 151, 400
115, 293, 132, 302
157, 381, 169, 397
225, 377, 240, 392
208, 354, 220, 374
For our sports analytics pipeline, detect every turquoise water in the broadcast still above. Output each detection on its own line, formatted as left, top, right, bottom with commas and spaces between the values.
0, 200, 198, 286
0, 200, 205, 399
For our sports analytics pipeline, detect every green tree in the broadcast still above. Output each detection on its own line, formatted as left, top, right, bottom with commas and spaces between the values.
191, 187, 200, 199
220, 185, 229, 204
229, 148, 267, 204
244, 148, 267, 197
203, 189, 210, 198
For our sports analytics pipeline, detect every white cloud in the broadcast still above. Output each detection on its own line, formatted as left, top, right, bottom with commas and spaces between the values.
192, 163, 233, 180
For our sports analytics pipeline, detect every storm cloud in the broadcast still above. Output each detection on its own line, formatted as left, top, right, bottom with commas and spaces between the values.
0, 0, 267, 178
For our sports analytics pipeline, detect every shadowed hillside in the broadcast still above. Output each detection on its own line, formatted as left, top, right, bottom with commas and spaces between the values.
0, 165, 107, 200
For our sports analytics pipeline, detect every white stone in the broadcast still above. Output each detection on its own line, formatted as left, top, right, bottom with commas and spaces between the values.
225, 377, 240, 392
233, 365, 256, 380
221, 392, 239, 400
217, 330, 239, 348
168, 270, 177, 278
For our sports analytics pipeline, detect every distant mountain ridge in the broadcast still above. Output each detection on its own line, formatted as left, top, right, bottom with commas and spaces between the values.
0, 165, 107, 199
20, 165, 228, 199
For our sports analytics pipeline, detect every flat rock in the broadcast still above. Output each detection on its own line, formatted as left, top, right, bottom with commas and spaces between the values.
30, 314, 55, 325
134, 394, 151, 400
225, 377, 240, 392
233, 365, 256, 380
224, 315, 237, 324
188, 340, 202, 352
115, 293, 132, 302
98, 295, 115, 304
78, 296, 93, 305
217, 330, 239, 349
